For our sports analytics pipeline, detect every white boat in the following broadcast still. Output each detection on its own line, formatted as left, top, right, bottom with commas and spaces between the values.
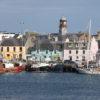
39, 63, 50, 67
4, 62, 14, 68
77, 67, 100, 74
32, 62, 50, 68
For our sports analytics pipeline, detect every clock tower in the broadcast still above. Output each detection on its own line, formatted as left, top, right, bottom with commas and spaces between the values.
59, 16, 67, 35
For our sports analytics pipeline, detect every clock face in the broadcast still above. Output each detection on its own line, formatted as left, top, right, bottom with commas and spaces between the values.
63, 22, 66, 25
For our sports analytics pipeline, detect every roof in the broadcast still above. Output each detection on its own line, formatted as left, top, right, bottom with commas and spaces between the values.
34, 39, 54, 50
27, 39, 54, 53
1, 38, 25, 46
50, 33, 59, 36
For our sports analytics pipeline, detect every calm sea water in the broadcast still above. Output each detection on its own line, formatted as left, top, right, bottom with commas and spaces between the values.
0, 72, 100, 100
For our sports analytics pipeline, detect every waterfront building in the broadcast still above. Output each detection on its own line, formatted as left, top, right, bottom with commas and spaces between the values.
63, 39, 89, 62
28, 50, 62, 62
63, 32, 99, 66
27, 35, 62, 62
0, 37, 26, 61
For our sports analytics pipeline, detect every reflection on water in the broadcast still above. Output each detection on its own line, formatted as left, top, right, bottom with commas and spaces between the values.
0, 72, 100, 100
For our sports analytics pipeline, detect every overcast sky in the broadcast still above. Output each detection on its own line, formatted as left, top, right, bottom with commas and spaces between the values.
0, 0, 100, 34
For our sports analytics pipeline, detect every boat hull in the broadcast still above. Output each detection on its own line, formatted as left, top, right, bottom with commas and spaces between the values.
77, 68, 100, 74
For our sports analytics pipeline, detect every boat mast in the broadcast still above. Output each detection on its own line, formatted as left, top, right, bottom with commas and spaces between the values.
87, 19, 91, 68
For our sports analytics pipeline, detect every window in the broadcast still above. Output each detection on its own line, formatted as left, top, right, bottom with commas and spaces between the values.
19, 47, 22, 52
1, 47, 3, 52
69, 50, 71, 54
46, 50, 48, 54
13, 47, 16, 52
76, 50, 78, 54
76, 56, 79, 59
69, 56, 72, 60
83, 50, 85, 54
19, 54, 22, 60
82, 56, 85, 61
13, 54, 16, 58
37, 50, 39, 53
76, 43, 78, 47
7, 47, 9, 52
54, 50, 56, 54
44, 56, 46, 58
83, 43, 85, 46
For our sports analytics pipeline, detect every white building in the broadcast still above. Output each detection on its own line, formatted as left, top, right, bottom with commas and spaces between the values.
63, 36, 98, 64
63, 42, 89, 61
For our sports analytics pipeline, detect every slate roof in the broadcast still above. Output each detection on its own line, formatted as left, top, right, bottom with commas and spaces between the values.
1, 38, 25, 46
35, 39, 54, 50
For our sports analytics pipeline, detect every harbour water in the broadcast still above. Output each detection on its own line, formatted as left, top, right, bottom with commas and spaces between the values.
0, 72, 100, 100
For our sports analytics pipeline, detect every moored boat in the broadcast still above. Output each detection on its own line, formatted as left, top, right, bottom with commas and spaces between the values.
0, 61, 25, 74
77, 67, 100, 74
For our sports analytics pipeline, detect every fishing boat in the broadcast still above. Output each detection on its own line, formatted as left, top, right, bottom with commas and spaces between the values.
25, 62, 50, 72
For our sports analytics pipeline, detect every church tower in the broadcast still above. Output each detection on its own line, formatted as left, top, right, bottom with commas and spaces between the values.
59, 16, 67, 35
